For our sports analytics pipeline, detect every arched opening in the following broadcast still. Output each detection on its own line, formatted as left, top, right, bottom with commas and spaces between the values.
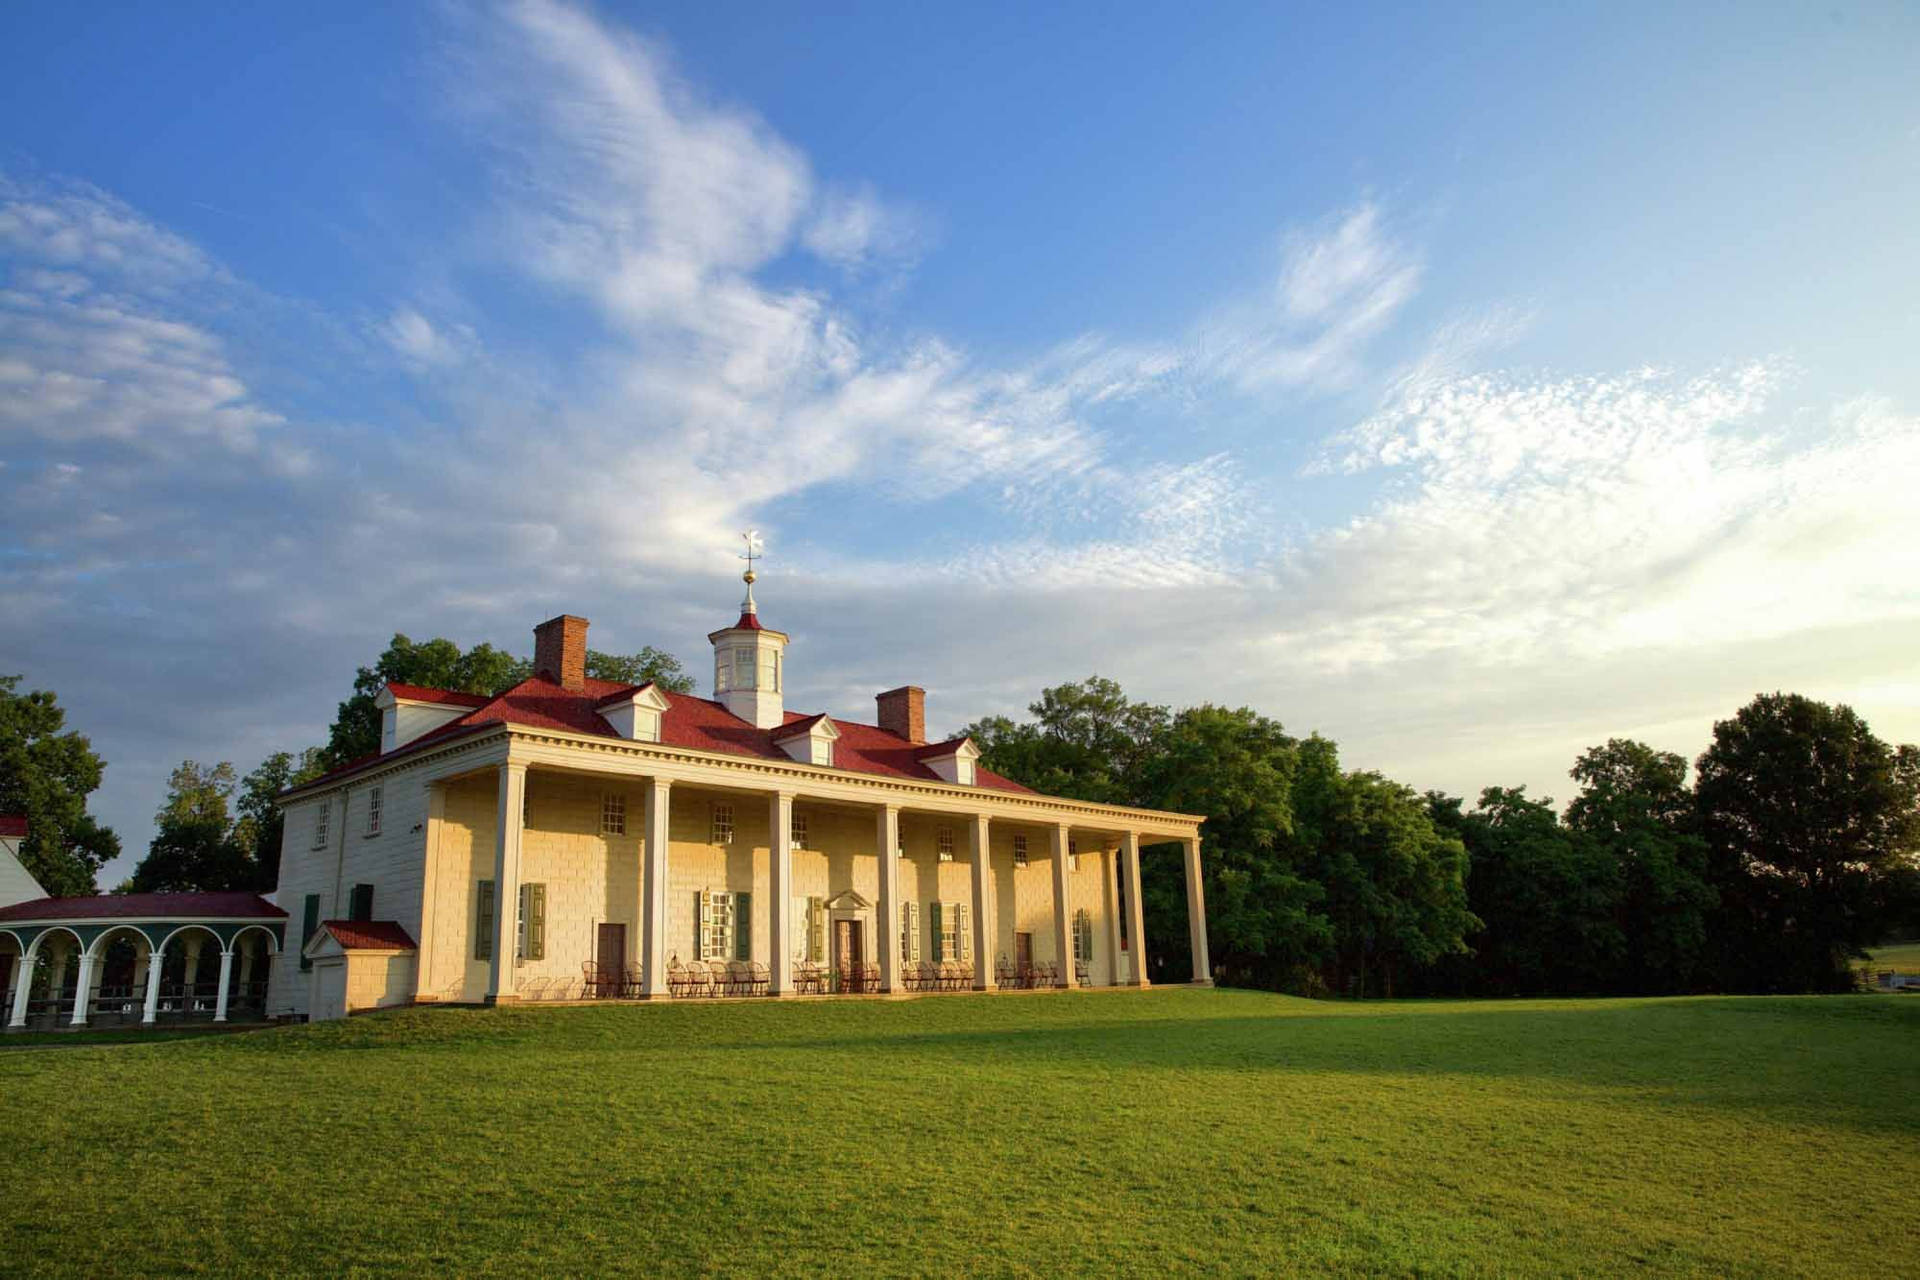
0, 930, 24, 1025
86, 925, 155, 1026
15, 927, 84, 1029
155, 925, 226, 1020
226, 925, 279, 1019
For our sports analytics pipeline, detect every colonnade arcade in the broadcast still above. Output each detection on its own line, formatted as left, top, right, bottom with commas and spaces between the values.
470, 758, 1209, 1002
2, 915, 285, 1030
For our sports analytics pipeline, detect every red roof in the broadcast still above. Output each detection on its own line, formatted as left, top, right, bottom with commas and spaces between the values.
318, 920, 416, 951
0, 815, 25, 838
292, 674, 1033, 796
386, 684, 490, 707
0, 891, 287, 923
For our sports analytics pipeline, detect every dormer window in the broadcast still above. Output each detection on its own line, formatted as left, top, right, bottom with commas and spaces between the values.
810, 738, 832, 766
773, 715, 840, 767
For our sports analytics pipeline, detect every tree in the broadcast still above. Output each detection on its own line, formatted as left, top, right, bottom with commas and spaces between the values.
128, 761, 255, 893
233, 749, 327, 890
324, 634, 696, 765
960, 677, 1168, 806
0, 674, 120, 896
1695, 693, 1920, 992
1565, 739, 1714, 993
587, 647, 695, 694
1436, 787, 1624, 995
1138, 706, 1326, 987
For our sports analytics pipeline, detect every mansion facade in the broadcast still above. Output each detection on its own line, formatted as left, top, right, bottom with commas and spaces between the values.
268, 586, 1210, 1019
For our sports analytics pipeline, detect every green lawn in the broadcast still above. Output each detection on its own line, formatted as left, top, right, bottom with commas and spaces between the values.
3, 989, 1916, 1276
1869, 941, 1920, 973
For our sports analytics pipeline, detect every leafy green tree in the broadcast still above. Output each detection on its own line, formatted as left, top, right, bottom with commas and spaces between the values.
587, 647, 695, 694
1138, 706, 1326, 986
233, 748, 327, 890
1438, 786, 1624, 995
325, 634, 696, 765
128, 761, 253, 892
1565, 739, 1714, 993
963, 677, 1168, 806
1695, 693, 1920, 991
0, 674, 120, 896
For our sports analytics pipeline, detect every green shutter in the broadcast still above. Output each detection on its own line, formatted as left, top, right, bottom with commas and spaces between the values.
529, 884, 546, 961
735, 891, 752, 961
476, 880, 495, 961
300, 894, 320, 971
928, 902, 942, 962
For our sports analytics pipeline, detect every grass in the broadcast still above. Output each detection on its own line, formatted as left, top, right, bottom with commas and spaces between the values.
2, 989, 1916, 1276
1868, 941, 1920, 973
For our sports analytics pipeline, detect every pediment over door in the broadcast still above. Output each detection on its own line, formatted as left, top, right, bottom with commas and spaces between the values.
822, 889, 871, 912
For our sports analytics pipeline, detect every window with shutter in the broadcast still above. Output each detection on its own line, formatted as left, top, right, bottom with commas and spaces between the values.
936, 901, 958, 962
1073, 908, 1094, 963
807, 896, 825, 961
299, 894, 320, 971
735, 892, 752, 961
475, 881, 496, 961
928, 902, 944, 962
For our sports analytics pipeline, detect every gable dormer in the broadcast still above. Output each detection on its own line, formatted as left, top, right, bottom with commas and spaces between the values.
919, 738, 981, 786
376, 684, 486, 754
598, 683, 673, 743
771, 714, 840, 767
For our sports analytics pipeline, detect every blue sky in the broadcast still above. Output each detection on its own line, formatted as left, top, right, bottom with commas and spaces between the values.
3, 1, 1917, 884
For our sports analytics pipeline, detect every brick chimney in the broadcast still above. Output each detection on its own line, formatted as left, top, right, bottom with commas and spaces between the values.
876, 686, 926, 745
533, 615, 589, 691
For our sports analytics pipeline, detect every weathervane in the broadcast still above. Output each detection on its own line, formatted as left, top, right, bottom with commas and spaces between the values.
739, 529, 764, 613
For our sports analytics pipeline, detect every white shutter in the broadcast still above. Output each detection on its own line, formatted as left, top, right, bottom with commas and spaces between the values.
908, 902, 922, 962
957, 902, 971, 961
791, 897, 807, 962
699, 889, 714, 960
808, 896, 825, 962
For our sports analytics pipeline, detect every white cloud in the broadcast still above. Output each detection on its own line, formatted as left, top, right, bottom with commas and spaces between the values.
802, 183, 924, 272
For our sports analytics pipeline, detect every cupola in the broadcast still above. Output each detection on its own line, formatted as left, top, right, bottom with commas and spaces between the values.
709, 531, 789, 729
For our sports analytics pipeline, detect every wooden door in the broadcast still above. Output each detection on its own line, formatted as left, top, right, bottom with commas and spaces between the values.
597, 922, 626, 971
1015, 932, 1033, 972
833, 919, 862, 971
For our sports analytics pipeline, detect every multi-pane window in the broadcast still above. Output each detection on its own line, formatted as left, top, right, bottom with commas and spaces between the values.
715, 655, 731, 693
792, 895, 826, 962
366, 786, 383, 836
809, 738, 832, 766
758, 650, 780, 693
601, 792, 626, 836
791, 812, 808, 850
929, 901, 972, 961
710, 802, 734, 845
312, 801, 329, 850
699, 889, 741, 961
937, 826, 955, 862
1068, 837, 1079, 872
939, 903, 958, 960
733, 649, 755, 690
1073, 908, 1094, 965
1012, 833, 1028, 867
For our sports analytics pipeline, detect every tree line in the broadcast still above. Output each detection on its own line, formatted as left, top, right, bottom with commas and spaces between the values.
5, 653, 1914, 995
964, 681, 1920, 996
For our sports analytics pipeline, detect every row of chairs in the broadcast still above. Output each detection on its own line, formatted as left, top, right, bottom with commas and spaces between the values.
994, 956, 1072, 989
901, 961, 977, 991
666, 958, 772, 997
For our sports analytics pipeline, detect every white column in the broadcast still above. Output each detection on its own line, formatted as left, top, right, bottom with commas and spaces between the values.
639, 778, 671, 997
875, 805, 901, 992
1104, 845, 1125, 986
1122, 832, 1148, 987
8, 944, 33, 1028
1051, 824, 1074, 989
413, 782, 447, 1001
141, 942, 165, 1024
769, 791, 794, 996
1183, 834, 1211, 984
969, 814, 994, 990
213, 949, 235, 1022
67, 949, 97, 1026
487, 762, 527, 1003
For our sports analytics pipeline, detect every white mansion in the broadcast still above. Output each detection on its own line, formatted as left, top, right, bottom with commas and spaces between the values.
268, 579, 1210, 1019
